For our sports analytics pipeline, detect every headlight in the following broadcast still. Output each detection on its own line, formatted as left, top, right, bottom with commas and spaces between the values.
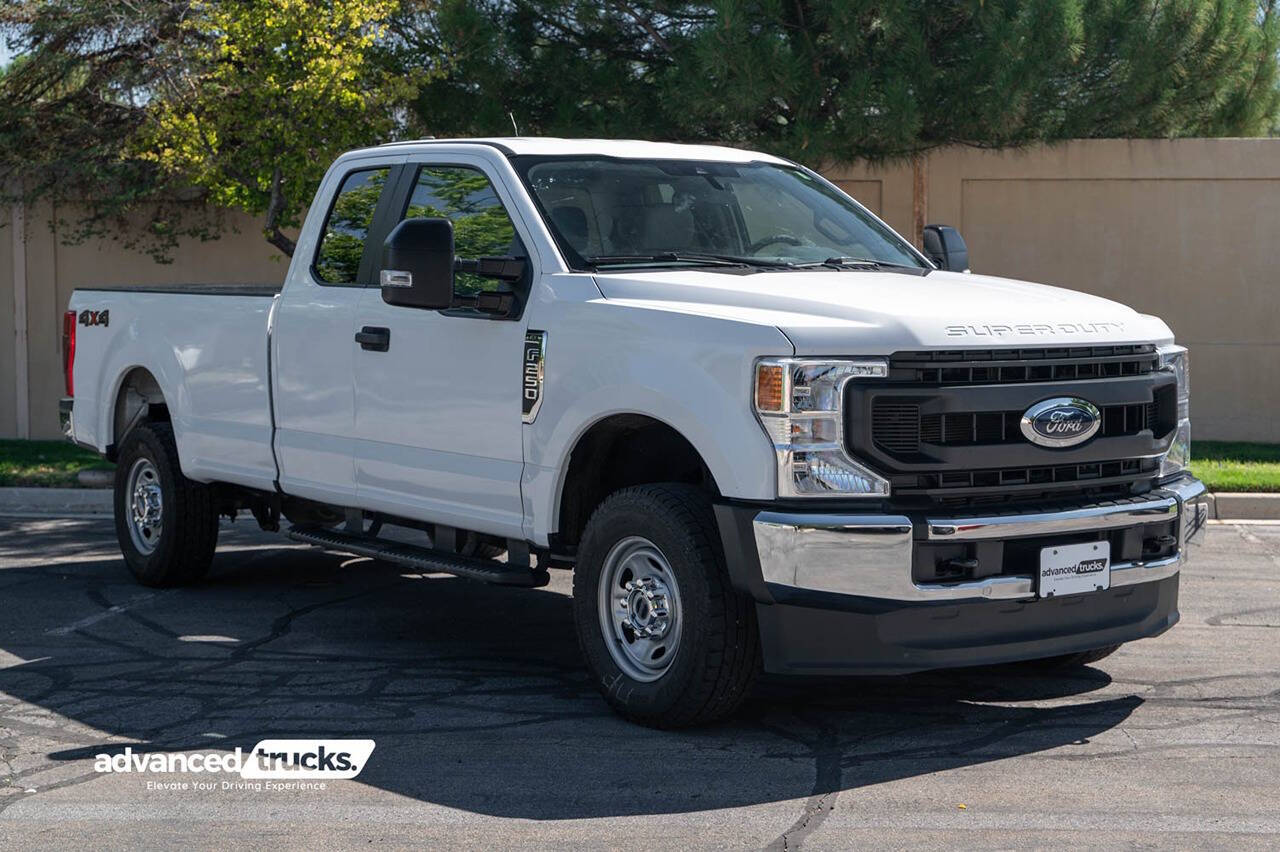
1158, 344, 1190, 477
754, 358, 891, 497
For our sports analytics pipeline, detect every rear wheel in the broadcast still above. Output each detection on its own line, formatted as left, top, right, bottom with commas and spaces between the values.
572, 484, 759, 727
113, 422, 219, 587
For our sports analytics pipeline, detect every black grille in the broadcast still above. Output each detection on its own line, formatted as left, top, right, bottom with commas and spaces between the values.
870, 403, 921, 453
873, 402, 1152, 455
889, 457, 1164, 509
918, 458, 1152, 491
849, 346, 1175, 508
889, 345, 1158, 386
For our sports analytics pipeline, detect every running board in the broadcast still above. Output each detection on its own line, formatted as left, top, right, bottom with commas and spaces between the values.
287, 525, 549, 588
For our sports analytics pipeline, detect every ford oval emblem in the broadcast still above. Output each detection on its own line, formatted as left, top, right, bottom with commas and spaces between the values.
1020, 397, 1101, 448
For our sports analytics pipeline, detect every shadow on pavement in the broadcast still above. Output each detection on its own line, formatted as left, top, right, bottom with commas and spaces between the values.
0, 523, 1137, 820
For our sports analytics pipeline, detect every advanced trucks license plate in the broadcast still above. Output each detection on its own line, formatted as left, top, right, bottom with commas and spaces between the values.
1039, 541, 1111, 598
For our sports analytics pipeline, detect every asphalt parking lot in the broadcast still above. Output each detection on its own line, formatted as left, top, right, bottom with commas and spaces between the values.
0, 516, 1277, 849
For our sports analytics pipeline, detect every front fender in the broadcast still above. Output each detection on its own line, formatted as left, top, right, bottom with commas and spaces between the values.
522, 295, 793, 544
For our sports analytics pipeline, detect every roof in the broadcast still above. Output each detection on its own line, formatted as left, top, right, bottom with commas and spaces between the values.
368, 137, 794, 165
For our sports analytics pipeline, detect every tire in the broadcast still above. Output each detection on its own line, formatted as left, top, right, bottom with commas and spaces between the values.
1025, 643, 1122, 670
572, 483, 759, 727
113, 422, 219, 587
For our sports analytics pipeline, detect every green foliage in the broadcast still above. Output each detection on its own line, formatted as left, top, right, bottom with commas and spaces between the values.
397, 0, 1280, 163
2, 0, 1278, 256
142, 0, 404, 254
0, 1, 223, 261
0, 440, 113, 488
1191, 441, 1280, 492
1, 0, 404, 258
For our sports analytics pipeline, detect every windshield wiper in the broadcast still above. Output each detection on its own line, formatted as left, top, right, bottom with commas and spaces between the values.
794, 257, 930, 273
684, 253, 796, 268
584, 252, 794, 270
585, 253, 744, 269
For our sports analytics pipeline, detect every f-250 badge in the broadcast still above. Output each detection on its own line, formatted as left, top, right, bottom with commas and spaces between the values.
522, 331, 547, 424
79, 309, 109, 327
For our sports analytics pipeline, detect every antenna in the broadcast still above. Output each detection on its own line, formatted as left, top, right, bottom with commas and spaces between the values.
508, 112, 521, 136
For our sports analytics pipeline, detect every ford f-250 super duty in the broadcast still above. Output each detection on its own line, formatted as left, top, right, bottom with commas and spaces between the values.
61, 138, 1207, 727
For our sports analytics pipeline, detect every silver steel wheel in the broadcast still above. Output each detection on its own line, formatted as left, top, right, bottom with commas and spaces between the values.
126, 458, 163, 555
597, 536, 683, 682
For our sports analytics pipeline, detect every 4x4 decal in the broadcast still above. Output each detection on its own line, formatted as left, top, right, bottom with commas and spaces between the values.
79, 309, 109, 327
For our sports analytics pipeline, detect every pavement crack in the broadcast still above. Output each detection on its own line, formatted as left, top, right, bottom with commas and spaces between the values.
765, 718, 844, 851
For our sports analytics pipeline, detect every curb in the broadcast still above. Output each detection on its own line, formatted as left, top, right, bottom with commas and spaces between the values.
77, 469, 114, 488
0, 487, 112, 515
1208, 492, 1280, 521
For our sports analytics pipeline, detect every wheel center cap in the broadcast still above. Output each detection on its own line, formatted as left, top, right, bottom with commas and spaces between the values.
132, 484, 161, 526
623, 578, 671, 639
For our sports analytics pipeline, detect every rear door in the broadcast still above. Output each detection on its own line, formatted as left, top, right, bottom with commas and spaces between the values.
272, 157, 403, 505
351, 156, 534, 537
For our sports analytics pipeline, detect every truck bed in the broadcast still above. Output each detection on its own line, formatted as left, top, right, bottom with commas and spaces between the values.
76, 283, 282, 297
69, 286, 280, 491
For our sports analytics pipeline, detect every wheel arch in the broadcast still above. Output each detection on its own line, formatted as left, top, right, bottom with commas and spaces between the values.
552, 412, 720, 552
105, 366, 170, 460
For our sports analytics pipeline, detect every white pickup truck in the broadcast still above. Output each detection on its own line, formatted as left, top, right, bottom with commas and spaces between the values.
62, 138, 1207, 727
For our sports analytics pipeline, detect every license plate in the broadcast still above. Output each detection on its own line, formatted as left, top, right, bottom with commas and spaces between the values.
1039, 541, 1111, 598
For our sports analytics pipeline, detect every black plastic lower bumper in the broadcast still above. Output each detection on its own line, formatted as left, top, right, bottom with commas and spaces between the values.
712, 482, 1200, 676
753, 574, 1178, 675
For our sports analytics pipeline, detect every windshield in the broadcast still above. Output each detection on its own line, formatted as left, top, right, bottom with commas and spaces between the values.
512, 156, 927, 271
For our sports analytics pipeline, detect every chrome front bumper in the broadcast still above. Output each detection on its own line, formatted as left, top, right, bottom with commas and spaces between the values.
752, 476, 1208, 603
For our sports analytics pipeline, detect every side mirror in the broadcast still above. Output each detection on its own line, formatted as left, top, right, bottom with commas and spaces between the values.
380, 217, 455, 309
923, 225, 970, 273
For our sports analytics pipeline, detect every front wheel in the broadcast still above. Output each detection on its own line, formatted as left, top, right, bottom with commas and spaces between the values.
572, 484, 759, 727
113, 422, 219, 587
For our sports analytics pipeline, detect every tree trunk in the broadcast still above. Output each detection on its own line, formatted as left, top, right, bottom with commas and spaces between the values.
911, 153, 928, 249
266, 225, 296, 257
263, 165, 295, 257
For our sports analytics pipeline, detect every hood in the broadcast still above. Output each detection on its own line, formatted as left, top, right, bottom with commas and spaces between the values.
590, 268, 1173, 354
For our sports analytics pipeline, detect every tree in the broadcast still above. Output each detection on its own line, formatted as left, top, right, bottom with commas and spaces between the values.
142, 0, 403, 256
0, 1, 214, 260
3, 0, 1278, 257
1, 0, 403, 258
397, 0, 1280, 165
384, 1, 684, 140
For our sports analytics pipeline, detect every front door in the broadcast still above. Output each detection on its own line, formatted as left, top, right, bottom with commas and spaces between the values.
273, 161, 399, 505
351, 157, 533, 537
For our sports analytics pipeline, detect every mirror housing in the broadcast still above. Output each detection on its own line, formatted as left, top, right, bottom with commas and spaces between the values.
923, 225, 970, 273
380, 217, 455, 309
456, 256, 526, 282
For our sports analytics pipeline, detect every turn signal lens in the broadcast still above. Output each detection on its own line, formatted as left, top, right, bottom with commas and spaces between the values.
755, 364, 784, 413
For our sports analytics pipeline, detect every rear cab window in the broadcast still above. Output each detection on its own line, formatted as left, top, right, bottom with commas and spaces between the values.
313, 168, 392, 285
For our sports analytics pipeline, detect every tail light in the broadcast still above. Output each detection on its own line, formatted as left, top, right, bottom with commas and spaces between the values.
62, 310, 76, 397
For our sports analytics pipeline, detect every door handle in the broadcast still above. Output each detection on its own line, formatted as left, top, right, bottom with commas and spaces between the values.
355, 326, 390, 352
